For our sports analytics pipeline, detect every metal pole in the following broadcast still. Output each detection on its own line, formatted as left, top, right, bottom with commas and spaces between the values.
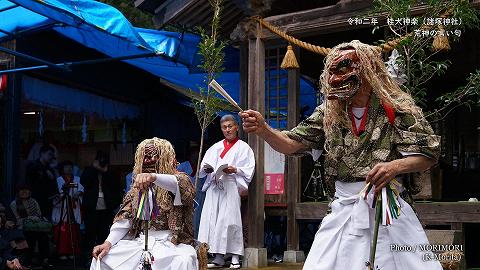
0, 52, 161, 74
0, 46, 68, 72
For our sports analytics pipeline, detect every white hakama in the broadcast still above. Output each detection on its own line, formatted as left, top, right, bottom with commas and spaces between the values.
197, 139, 255, 256
90, 229, 197, 270
303, 181, 443, 270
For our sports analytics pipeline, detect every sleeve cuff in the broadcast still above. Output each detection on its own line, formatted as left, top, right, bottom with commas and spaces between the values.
153, 174, 182, 206
105, 219, 130, 246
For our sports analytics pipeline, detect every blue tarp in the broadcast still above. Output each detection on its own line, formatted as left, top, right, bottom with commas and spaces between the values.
0, 0, 318, 117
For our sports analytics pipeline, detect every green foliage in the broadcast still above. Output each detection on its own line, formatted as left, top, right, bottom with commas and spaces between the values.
427, 69, 480, 120
372, 0, 480, 118
97, 0, 154, 28
191, 0, 227, 130
190, 0, 227, 186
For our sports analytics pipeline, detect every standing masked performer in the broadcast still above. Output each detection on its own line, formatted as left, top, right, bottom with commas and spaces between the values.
90, 138, 198, 270
198, 115, 255, 269
240, 40, 442, 270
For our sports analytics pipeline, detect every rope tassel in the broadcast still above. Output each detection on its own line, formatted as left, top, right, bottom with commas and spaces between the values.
281, 44, 299, 69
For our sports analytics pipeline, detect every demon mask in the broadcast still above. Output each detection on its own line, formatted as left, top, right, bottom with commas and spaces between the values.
327, 48, 362, 100
142, 143, 159, 173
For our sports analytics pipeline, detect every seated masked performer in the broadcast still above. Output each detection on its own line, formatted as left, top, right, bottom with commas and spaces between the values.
90, 138, 198, 270
240, 40, 442, 270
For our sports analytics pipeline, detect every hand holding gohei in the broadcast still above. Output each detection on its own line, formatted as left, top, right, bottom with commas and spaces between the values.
366, 161, 399, 194
239, 110, 267, 134
133, 173, 157, 190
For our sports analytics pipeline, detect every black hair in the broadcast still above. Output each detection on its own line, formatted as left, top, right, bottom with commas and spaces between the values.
96, 150, 110, 167
39, 144, 54, 154
59, 160, 74, 173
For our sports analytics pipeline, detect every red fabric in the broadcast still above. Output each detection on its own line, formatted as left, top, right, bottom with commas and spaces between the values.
53, 223, 81, 255
220, 137, 239, 159
349, 106, 368, 137
381, 102, 396, 125
0, 74, 6, 92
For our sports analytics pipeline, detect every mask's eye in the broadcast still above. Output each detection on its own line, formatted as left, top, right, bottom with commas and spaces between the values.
338, 66, 348, 74
338, 58, 352, 68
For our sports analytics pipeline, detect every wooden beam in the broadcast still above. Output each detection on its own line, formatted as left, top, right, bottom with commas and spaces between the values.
153, 0, 199, 28
415, 202, 480, 223
260, 0, 373, 40
295, 202, 480, 223
260, 0, 480, 40
286, 55, 300, 251
247, 33, 265, 248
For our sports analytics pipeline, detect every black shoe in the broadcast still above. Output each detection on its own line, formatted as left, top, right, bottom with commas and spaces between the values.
42, 262, 55, 270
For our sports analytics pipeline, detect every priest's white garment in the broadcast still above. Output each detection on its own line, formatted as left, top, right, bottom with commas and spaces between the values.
90, 220, 198, 270
52, 176, 83, 224
303, 181, 443, 270
197, 139, 255, 256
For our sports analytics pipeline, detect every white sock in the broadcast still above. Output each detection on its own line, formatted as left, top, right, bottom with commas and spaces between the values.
213, 254, 225, 265
231, 255, 240, 264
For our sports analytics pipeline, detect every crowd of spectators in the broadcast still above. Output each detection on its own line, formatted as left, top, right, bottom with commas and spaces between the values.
0, 145, 123, 270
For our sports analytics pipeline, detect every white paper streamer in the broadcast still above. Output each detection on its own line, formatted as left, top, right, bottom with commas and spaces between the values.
121, 121, 126, 145
82, 114, 87, 143
385, 49, 407, 85
38, 111, 44, 136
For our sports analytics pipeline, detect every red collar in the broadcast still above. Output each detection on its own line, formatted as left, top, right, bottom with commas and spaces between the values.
349, 98, 370, 137
220, 137, 239, 159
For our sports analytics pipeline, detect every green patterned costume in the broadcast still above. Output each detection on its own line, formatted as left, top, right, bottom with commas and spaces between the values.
284, 95, 440, 200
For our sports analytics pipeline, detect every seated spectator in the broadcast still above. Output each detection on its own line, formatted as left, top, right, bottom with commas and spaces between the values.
1, 213, 26, 270
10, 185, 52, 269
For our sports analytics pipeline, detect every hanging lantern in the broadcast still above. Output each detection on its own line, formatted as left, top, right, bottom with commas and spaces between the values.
0, 74, 7, 92
62, 113, 66, 131
121, 121, 127, 146
39, 111, 44, 136
82, 114, 88, 143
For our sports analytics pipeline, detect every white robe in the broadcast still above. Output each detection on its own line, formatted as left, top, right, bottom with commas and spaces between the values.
197, 139, 255, 256
90, 174, 198, 270
90, 220, 198, 270
52, 176, 83, 224
303, 181, 443, 270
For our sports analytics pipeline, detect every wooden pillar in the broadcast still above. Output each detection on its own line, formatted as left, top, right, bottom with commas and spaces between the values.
238, 42, 248, 140
244, 32, 267, 268
247, 36, 265, 248
283, 47, 305, 263
286, 68, 300, 250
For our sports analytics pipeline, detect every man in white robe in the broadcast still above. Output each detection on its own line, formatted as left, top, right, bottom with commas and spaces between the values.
198, 115, 255, 269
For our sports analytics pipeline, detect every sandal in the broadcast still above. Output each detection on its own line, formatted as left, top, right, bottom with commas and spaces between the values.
230, 263, 241, 269
207, 262, 224, 268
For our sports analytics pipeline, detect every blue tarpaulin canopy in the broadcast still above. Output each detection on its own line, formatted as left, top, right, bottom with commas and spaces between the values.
0, 0, 318, 119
